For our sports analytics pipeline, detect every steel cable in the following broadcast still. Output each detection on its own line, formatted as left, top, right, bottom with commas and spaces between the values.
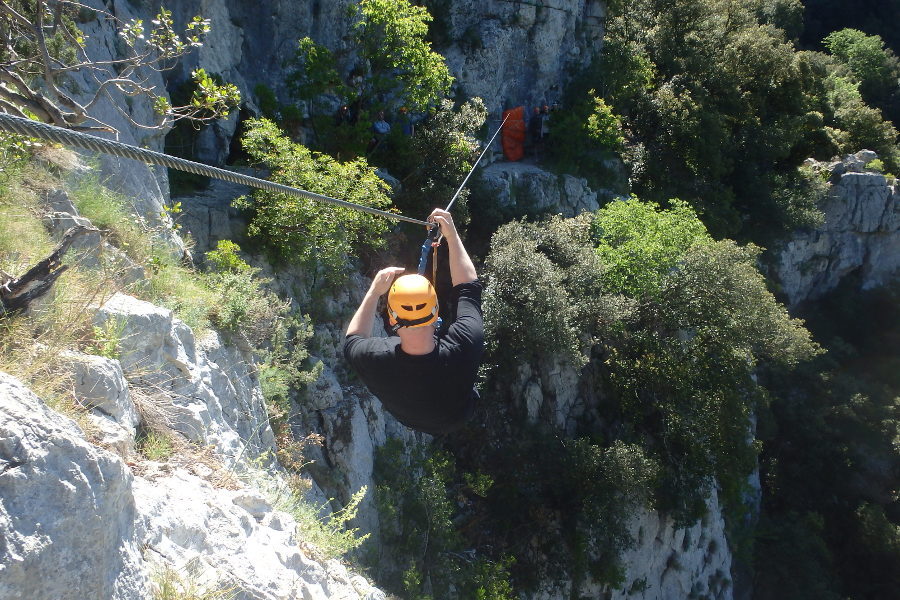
0, 112, 430, 227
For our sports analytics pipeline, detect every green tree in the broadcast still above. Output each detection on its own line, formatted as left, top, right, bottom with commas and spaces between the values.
237, 118, 393, 282
381, 97, 487, 220
483, 198, 818, 531
591, 0, 895, 238
592, 197, 711, 298
290, 0, 451, 118
823, 29, 900, 110
351, 0, 453, 113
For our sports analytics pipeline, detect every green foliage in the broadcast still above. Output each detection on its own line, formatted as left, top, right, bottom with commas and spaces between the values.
257, 312, 322, 423
586, 93, 626, 149
763, 166, 829, 236
478, 200, 811, 582
203, 242, 287, 343
565, 440, 658, 585
351, 0, 453, 113
543, 87, 628, 192
593, 198, 712, 298
293, 486, 371, 560
383, 97, 488, 220
373, 439, 462, 597
756, 278, 900, 599
865, 158, 885, 172
484, 214, 631, 370
593, 0, 899, 239
609, 238, 819, 521
238, 118, 393, 281
287, 38, 344, 102
288, 0, 451, 121
243, 463, 370, 561
0, 2, 237, 131
137, 428, 175, 461
482, 199, 819, 570
823, 29, 900, 109
466, 556, 517, 600
205, 240, 250, 273
89, 317, 125, 359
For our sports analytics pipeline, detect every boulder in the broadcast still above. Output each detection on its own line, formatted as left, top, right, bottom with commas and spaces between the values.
0, 372, 150, 600
94, 292, 276, 465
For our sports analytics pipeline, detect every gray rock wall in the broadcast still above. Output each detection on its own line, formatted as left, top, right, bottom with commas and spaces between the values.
0, 322, 387, 599
775, 153, 900, 307
0, 372, 150, 600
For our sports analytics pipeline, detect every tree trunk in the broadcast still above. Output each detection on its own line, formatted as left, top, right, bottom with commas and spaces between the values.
0, 225, 98, 316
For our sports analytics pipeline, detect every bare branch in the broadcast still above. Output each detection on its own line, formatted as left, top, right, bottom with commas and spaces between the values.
0, 2, 32, 29
0, 224, 100, 317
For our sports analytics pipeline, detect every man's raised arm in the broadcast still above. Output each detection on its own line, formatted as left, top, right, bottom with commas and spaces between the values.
429, 208, 477, 286
346, 267, 405, 338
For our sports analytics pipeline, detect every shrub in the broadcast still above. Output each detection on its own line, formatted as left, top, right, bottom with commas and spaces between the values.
203, 240, 287, 344
240, 460, 370, 561
383, 97, 488, 221
238, 118, 393, 283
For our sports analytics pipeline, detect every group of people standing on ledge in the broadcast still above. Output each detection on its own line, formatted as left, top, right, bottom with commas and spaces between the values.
333, 104, 417, 154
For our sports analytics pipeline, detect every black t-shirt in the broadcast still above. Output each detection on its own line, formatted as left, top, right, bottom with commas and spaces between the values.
344, 280, 484, 435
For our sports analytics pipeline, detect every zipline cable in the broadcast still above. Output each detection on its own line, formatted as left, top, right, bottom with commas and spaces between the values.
418, 112, 510, 275
0, 112, 430, 227
445, 112, 510, 213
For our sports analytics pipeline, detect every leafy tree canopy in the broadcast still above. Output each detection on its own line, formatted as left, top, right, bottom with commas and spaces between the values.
590, 0, 898, 240
290, 0, 452, 116
482, 198, 818, 534
592, 197, 711, 298
237, 118, 393, 282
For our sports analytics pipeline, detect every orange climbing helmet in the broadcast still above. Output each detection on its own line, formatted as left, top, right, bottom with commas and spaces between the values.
387, 274, 438, 330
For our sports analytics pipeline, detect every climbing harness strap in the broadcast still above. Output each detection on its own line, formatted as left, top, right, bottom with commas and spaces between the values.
0, 113, 429, 227
387, 305, 439, 333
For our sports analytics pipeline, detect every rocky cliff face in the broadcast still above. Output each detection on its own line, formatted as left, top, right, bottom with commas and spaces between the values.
17, 1, 900, 599
774, 151, 900, 307
155, 0, 605, 164
0, 285, 386, 599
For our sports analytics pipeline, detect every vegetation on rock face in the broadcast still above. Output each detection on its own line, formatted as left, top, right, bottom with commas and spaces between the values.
237, 118, 393, 283
0, 1, 239, 132
754, 278, 900, 600
3, 0, 899, 598
371, 197, 820, 594
567, 0, 899, 241
288, 0, 453, 157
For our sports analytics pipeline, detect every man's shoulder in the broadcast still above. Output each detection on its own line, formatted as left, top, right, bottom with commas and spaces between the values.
451, 279, 483, 300
344, 334, 398, 361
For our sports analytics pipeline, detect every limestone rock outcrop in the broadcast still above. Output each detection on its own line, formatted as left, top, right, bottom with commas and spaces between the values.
0, 372, 150, 600
479, 161, 607, 218
94, 292, 276, 465
775, 152, 900, 306
0, 336, 387, 600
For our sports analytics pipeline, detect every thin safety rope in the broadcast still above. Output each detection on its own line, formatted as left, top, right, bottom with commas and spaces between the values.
0, 113, 429, 227
445, 112, 510, 213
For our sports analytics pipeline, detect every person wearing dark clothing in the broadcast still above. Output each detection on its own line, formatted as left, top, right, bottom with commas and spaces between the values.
344, 209, 483, 435
334, 105, 352, 126
367, 110, 391, 153
529, 106, 542, 158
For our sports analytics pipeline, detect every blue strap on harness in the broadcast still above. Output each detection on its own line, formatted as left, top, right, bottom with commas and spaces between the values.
417, 224, 441, 275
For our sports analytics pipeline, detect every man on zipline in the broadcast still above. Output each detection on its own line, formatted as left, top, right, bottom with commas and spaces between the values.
344, 208, 483, 435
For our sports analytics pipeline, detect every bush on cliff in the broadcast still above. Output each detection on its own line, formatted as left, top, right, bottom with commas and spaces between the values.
466, 197, 819, 590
